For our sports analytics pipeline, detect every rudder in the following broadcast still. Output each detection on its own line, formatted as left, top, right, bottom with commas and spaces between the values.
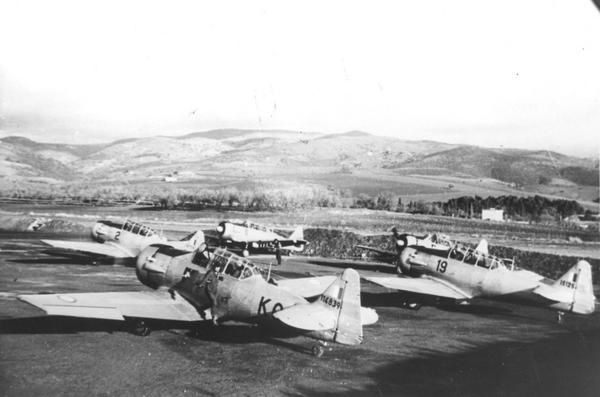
289, 226, 304, 242
554, 260, 596, 314
182, 230, 205, 251
316, 268, 363, 345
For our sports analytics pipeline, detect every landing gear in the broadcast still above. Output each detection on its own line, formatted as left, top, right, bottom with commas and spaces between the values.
131, 320, 151, 336
556, 311, 564, 324
404, 302, 422, 311
394, 261, 403, 276
311, 341, 331, 357
242, 248, 250, 257
312, 344, 324, 358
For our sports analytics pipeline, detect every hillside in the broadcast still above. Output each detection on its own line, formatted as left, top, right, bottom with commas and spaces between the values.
1, 130, 597, 204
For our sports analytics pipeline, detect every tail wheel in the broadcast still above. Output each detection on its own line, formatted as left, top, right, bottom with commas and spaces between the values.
242, 249, 250, 257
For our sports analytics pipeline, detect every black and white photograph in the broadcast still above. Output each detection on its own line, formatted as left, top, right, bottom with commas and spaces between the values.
1, 1, 599, 396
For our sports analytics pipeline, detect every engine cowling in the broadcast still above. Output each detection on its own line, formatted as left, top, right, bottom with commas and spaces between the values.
136, 246, 171, 289
91, 222, 111, 243
136, 245, 200, 289
396, 248, 413, 275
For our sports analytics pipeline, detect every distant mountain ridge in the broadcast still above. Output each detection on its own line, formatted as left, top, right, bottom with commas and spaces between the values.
1, 129, 598, 203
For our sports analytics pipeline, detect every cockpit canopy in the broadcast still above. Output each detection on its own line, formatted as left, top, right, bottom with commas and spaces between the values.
230, 219, 273, 234
121, 219, 157, 237
448, 244, 514, 270
209, 248, 263, 280
427, 233, 453, 247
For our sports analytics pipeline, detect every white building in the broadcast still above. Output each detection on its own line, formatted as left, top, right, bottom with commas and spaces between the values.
482, 208, 504, 222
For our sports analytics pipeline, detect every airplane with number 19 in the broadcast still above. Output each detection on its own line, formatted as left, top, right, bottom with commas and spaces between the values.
358, 229, 596, 321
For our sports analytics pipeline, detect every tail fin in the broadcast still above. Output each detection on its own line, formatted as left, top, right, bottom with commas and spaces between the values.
273, 268, 377, 345
180, 230, 205, 251
317, 268, 364, 345
474, 239, 488, 255
553, 260, 596, 314
288, 226, 304, 242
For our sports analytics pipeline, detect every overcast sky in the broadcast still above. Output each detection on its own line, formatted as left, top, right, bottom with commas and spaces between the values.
1, 0, 599, 157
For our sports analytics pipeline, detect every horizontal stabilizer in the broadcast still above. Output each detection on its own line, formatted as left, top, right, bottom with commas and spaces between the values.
275, 275, 337, 298
273, 304, 336, 331
360, 307, 379, 326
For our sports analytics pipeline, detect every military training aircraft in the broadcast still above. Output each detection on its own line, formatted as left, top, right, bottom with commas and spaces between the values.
41, 219, 205, 265
18, 246, 378, 356
357, 228, 455, 263
359, 229, 596, 321
215, 220, 308, 264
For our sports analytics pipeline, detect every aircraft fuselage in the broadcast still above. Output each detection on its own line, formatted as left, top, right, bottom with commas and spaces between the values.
92, 220, 165, 255
399, 247, 539, 299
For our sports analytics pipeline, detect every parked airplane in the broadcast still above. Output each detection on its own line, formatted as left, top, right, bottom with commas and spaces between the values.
41, 219, 205, 264
18, 246, 377, 356
357, 228, 455, 263
359, 230, 596, 321
215, 220, 308, 264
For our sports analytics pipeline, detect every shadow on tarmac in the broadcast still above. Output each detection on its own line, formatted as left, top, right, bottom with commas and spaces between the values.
0, 316, 187, 335
287, 327, 600, 397
361, 291, 515, 316
0, 315, 312, 354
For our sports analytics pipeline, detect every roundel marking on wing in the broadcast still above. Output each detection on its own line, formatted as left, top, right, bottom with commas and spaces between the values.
57, 295, 77, 303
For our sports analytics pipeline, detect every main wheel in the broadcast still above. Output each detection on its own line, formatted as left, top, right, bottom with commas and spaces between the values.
311, 345, 324, 358
132, 320, 151, 336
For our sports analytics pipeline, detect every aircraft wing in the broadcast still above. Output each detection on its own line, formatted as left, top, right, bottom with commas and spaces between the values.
275, 276, 338, 298
365, 276, 472, 300
18, 291, 204, 322
41, 240, 135, 259
276, 239, 308, 248
355, 245, 396, 262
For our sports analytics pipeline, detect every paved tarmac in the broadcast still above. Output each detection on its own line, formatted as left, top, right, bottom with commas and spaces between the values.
1, 234, 599, 396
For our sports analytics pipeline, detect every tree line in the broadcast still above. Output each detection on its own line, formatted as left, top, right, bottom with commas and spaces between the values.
3, 185, 592, 224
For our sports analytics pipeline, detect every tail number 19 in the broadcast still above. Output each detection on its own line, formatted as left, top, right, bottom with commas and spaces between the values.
436, 260, 447, 273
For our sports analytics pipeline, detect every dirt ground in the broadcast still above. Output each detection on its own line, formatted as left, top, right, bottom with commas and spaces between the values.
1, 234, 600, 396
